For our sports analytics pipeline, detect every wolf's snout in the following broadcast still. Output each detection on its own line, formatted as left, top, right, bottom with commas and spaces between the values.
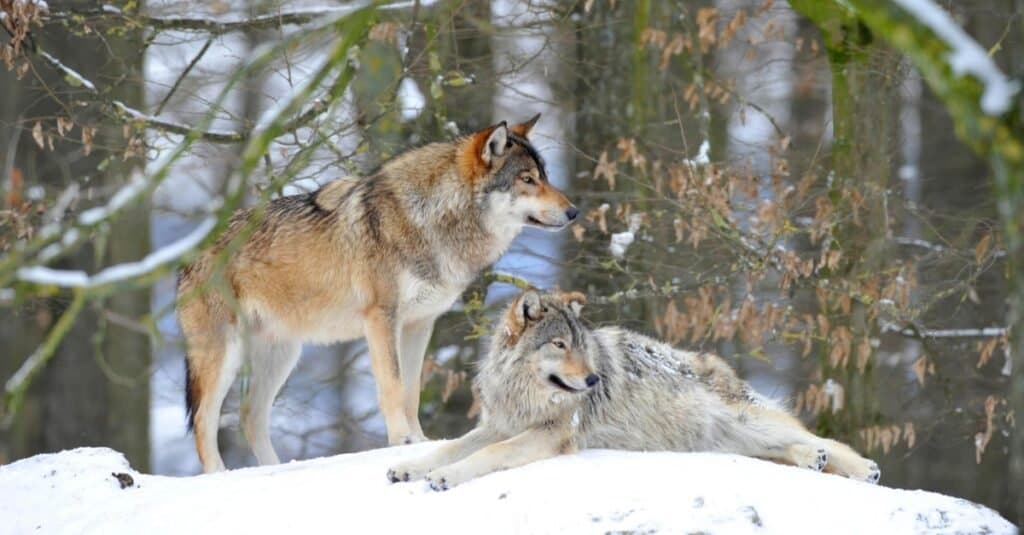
565, 206, 579, 221
585, 374, 600, 387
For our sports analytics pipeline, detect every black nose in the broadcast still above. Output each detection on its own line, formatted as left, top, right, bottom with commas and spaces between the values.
585, 374, 600, 387
566, 206, 579, 221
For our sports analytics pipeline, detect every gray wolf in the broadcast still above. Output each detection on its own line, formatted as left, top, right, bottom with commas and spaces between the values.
177, 116, 577, 472
387, 289, 880, 489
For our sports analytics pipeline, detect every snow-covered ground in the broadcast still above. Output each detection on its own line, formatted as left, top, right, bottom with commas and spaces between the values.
0, 446, 1014, 534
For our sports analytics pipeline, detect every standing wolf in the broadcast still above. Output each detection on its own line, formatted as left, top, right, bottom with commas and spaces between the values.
387, 289, 880, 490
177, 116, 577, 472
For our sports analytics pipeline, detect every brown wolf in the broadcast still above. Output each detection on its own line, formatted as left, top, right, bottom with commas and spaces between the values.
387, 289, 880, 490
177, 116, 576, 472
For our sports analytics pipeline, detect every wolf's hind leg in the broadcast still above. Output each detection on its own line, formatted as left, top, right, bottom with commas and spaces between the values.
737, 405, 880, 484
191, 331, 244, 473
821, 438, 881, 484
242, 338, 302, 466
728, 406, 828, 471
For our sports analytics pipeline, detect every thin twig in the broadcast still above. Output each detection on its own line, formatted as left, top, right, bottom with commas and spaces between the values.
154, 38, 213, 116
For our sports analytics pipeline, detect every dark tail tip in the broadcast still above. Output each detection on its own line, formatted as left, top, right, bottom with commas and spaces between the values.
184, 355, 198, 432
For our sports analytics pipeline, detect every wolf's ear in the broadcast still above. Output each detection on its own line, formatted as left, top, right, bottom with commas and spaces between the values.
480, 121, 509, 165
504, 290, 544, 346
516, 290, 545, 323
510, 113, 541, 137
563, 291, 586, 317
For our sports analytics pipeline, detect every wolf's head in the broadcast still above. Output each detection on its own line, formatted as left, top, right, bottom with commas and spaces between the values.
458, 115, 578, 231
493, 289, 600, 395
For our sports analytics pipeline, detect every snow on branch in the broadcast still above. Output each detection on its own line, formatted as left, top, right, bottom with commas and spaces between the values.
880, 321, 1006, 339
16, 216, 217, 290
50, 1, 429, 35
891, 0, 1020, 115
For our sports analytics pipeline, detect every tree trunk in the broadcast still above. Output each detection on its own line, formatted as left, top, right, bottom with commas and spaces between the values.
0, 1, 151, 470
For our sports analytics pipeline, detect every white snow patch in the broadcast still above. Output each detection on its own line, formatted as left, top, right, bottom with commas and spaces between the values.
15, 265, 89, 287
609, 213, 643, 260
0, 446, 1013, 534
892, 0, 1020, 115
77, 171, 150, 226
609, 231, 634, 259
39, 52, 96, 91
685, 139, 711, 167
396, 77, 426, 122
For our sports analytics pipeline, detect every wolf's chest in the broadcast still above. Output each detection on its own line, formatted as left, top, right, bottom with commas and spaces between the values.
397, 269, 469, 321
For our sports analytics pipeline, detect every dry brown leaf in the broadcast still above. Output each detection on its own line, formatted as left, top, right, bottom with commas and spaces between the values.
57, 116, 74, 137
31, 121, 44, 149
975, 232, 991, 264
5, 167, 23, 208
593, 151, 617, 191
571, 224, 586, 243
911, 355, 929, 386
903, 422, 916, 449
977, 337, 998, 369
81, 126, 96, 156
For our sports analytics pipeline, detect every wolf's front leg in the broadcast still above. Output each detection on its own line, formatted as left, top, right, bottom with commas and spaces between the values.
424, 427, 572, 490
364, 305, 415, 445
398, 318, 436, 443
387, 426, 502, 483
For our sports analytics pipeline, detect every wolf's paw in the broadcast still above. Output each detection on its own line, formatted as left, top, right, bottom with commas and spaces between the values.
810, 448, 829, 472
425, 467, 466, 491
846, 459, 881, 484
402, 433, 428, 445
789, 444, 828, 472
864, 462, 881, 485
427, 475, 449, 492
386, 461, 431, 483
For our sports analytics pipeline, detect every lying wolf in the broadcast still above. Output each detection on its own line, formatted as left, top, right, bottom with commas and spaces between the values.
387, 290, 880, 490
178, 116, 577, 472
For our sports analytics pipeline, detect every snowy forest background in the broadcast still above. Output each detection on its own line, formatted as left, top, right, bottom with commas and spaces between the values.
1, 0, 1022, 523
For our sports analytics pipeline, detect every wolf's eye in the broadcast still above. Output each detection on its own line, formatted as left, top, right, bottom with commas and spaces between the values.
552, 340, 566, 349
520, 175, 535, 185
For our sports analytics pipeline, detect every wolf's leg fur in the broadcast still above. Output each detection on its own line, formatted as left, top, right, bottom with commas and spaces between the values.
423, 427, 571, 490
726, 406, 828, 467
733, 405, 880, 483
398, 318, 435, 442
241, 338, 302, 466
364, 305, 413, 445
387, 426, 502, 483
821, 438, 881, 483
784, 443, 829, 472
193, 332, 244, 473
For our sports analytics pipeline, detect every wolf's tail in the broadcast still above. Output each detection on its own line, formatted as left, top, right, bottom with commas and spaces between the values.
184, 355, 198, 432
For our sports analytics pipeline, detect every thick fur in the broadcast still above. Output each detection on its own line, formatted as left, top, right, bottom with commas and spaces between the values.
387, 290, 881, 490
178, 116, 577, 473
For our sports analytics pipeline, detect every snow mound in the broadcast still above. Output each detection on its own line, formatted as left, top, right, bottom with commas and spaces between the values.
0, 445, 1014, 534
